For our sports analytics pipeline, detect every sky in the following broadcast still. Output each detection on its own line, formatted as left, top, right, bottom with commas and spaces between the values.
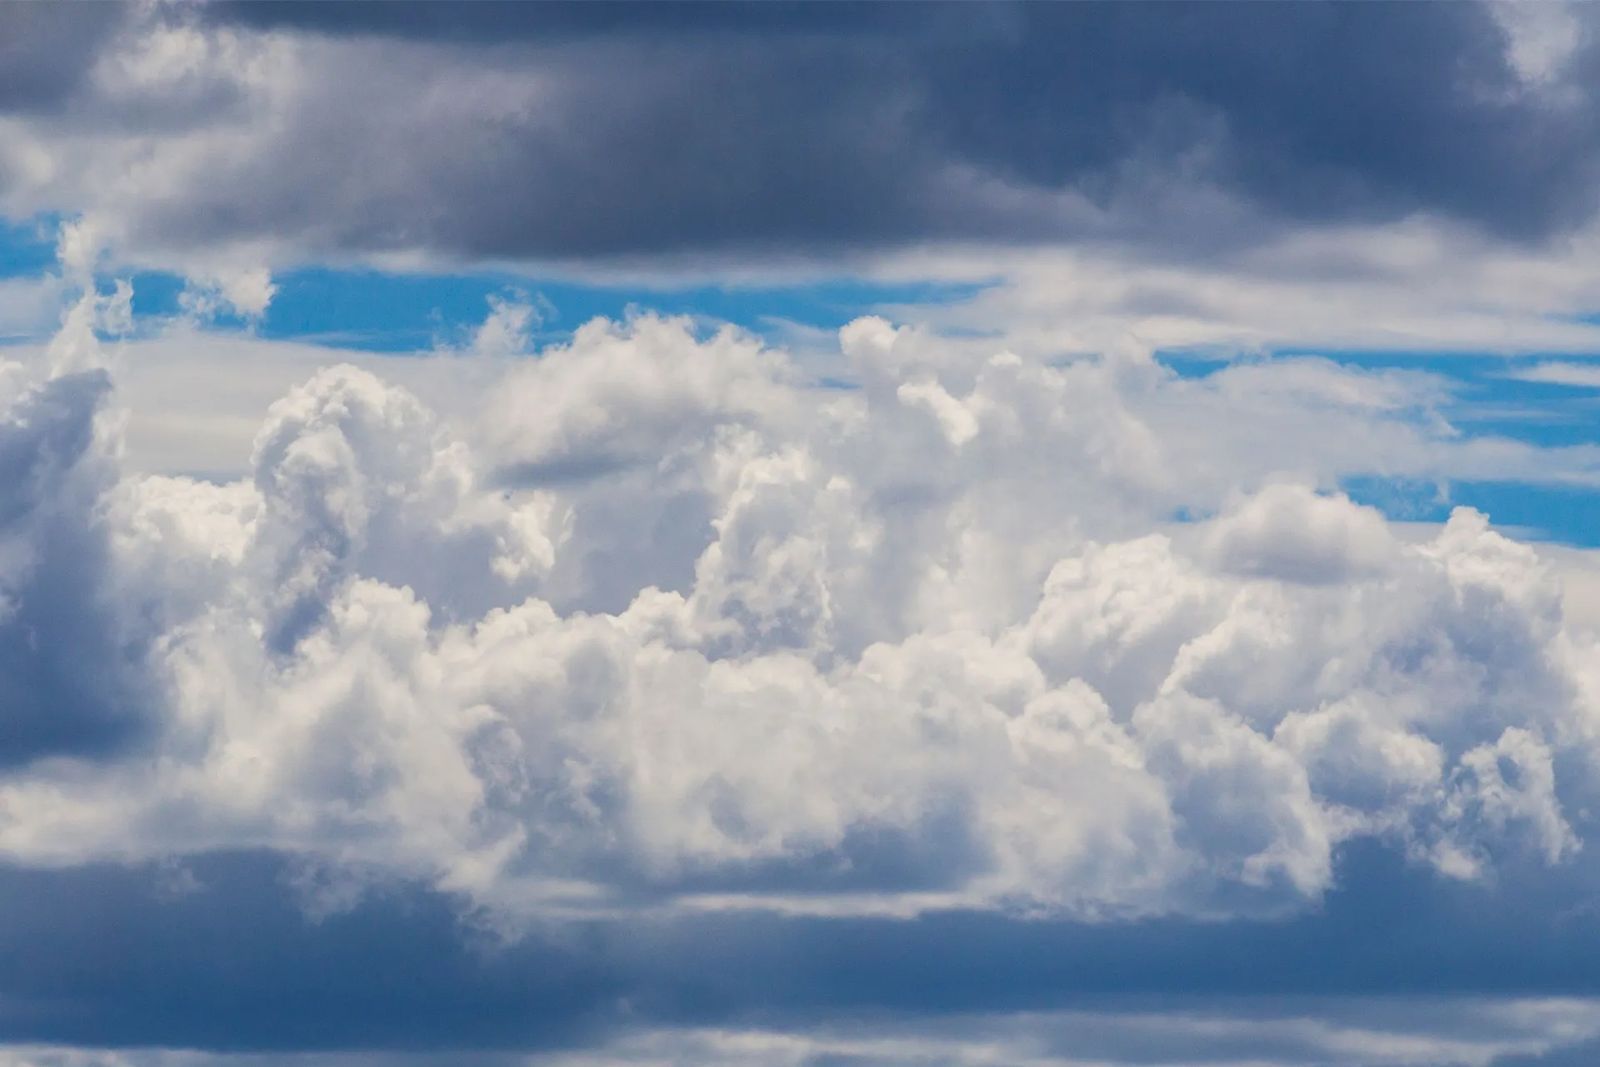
10, 2, 1600, 1065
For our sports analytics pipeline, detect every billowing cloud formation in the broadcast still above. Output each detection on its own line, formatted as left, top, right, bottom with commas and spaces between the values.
3, 2, 1600, 267
2, 293, 1599, 932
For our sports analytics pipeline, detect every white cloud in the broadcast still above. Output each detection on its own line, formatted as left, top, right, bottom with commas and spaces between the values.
863, 221, 1600, 361
1202, 483, 1398, 584
526, 998, 1600, 1067
54, 217, 105, 284
6, 996, 1600, 1066
0, 296, 1599, 926
1492, 0, 1583, 89
463, 292, 547, 358
1505, 361, 1600, 389
179, 266, 276, 321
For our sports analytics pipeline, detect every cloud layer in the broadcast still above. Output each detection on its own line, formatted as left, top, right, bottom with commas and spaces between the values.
8, 995, 1600, 1067
5, 2, 1600, 268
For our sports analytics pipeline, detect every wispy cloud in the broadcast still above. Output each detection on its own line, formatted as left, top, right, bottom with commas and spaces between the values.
1504, 361, 1600, 388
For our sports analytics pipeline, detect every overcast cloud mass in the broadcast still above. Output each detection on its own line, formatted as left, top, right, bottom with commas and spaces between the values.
8, 2, 1600, 1065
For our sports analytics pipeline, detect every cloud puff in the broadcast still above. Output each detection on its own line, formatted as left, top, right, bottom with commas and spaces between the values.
0, 300, 1597, 929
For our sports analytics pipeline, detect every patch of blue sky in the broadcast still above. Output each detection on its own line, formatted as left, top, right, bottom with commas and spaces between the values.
0, 213, 62, 279
262, 268, 988, 351
125, 269, 186, 319
1344, 476, 1600, 547
5, 210, 991, 348
118, 263, 989, 353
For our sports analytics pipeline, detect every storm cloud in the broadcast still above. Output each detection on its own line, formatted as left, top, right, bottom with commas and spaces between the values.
3, 2, 1599, 265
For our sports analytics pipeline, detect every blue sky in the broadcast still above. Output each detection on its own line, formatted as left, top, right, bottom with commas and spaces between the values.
8, 4, 1600, 1067
1, 212, 992, 348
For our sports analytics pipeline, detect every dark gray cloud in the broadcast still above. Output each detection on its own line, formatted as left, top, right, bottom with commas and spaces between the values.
3, 841, 1600, 1057
3, 1, 1598, 264
0, 369, 158, 768
0, 3, 125, 113
919, 3, 1600, 238
201, 0, 930, 44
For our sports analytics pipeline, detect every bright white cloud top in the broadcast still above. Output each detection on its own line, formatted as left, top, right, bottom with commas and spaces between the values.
3, 285, 1599, 937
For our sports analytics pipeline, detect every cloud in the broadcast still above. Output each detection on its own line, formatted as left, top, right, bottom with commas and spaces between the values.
4, 996, 1600, 1066
0, 291, 1597, 934
4, 2, 1600, 270
1506, 362, 1600, 389
10, 6, 1600, 1060
445, 999, 1600, 1067
0, 365, 157, 767
864, 218, 1600, 359
4, 830, 1600, 1057
0, 4, 126, 114
178, 267, 276, 322
1492, 0, 1585, 88
1202, 483, 1398, 584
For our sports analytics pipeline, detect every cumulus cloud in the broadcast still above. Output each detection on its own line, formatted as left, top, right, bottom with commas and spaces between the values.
0, 289, 1598, 930
178, 267, 276, 322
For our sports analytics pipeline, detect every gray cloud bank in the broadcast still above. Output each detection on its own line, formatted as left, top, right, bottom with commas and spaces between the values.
3, 2, 1599, 266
